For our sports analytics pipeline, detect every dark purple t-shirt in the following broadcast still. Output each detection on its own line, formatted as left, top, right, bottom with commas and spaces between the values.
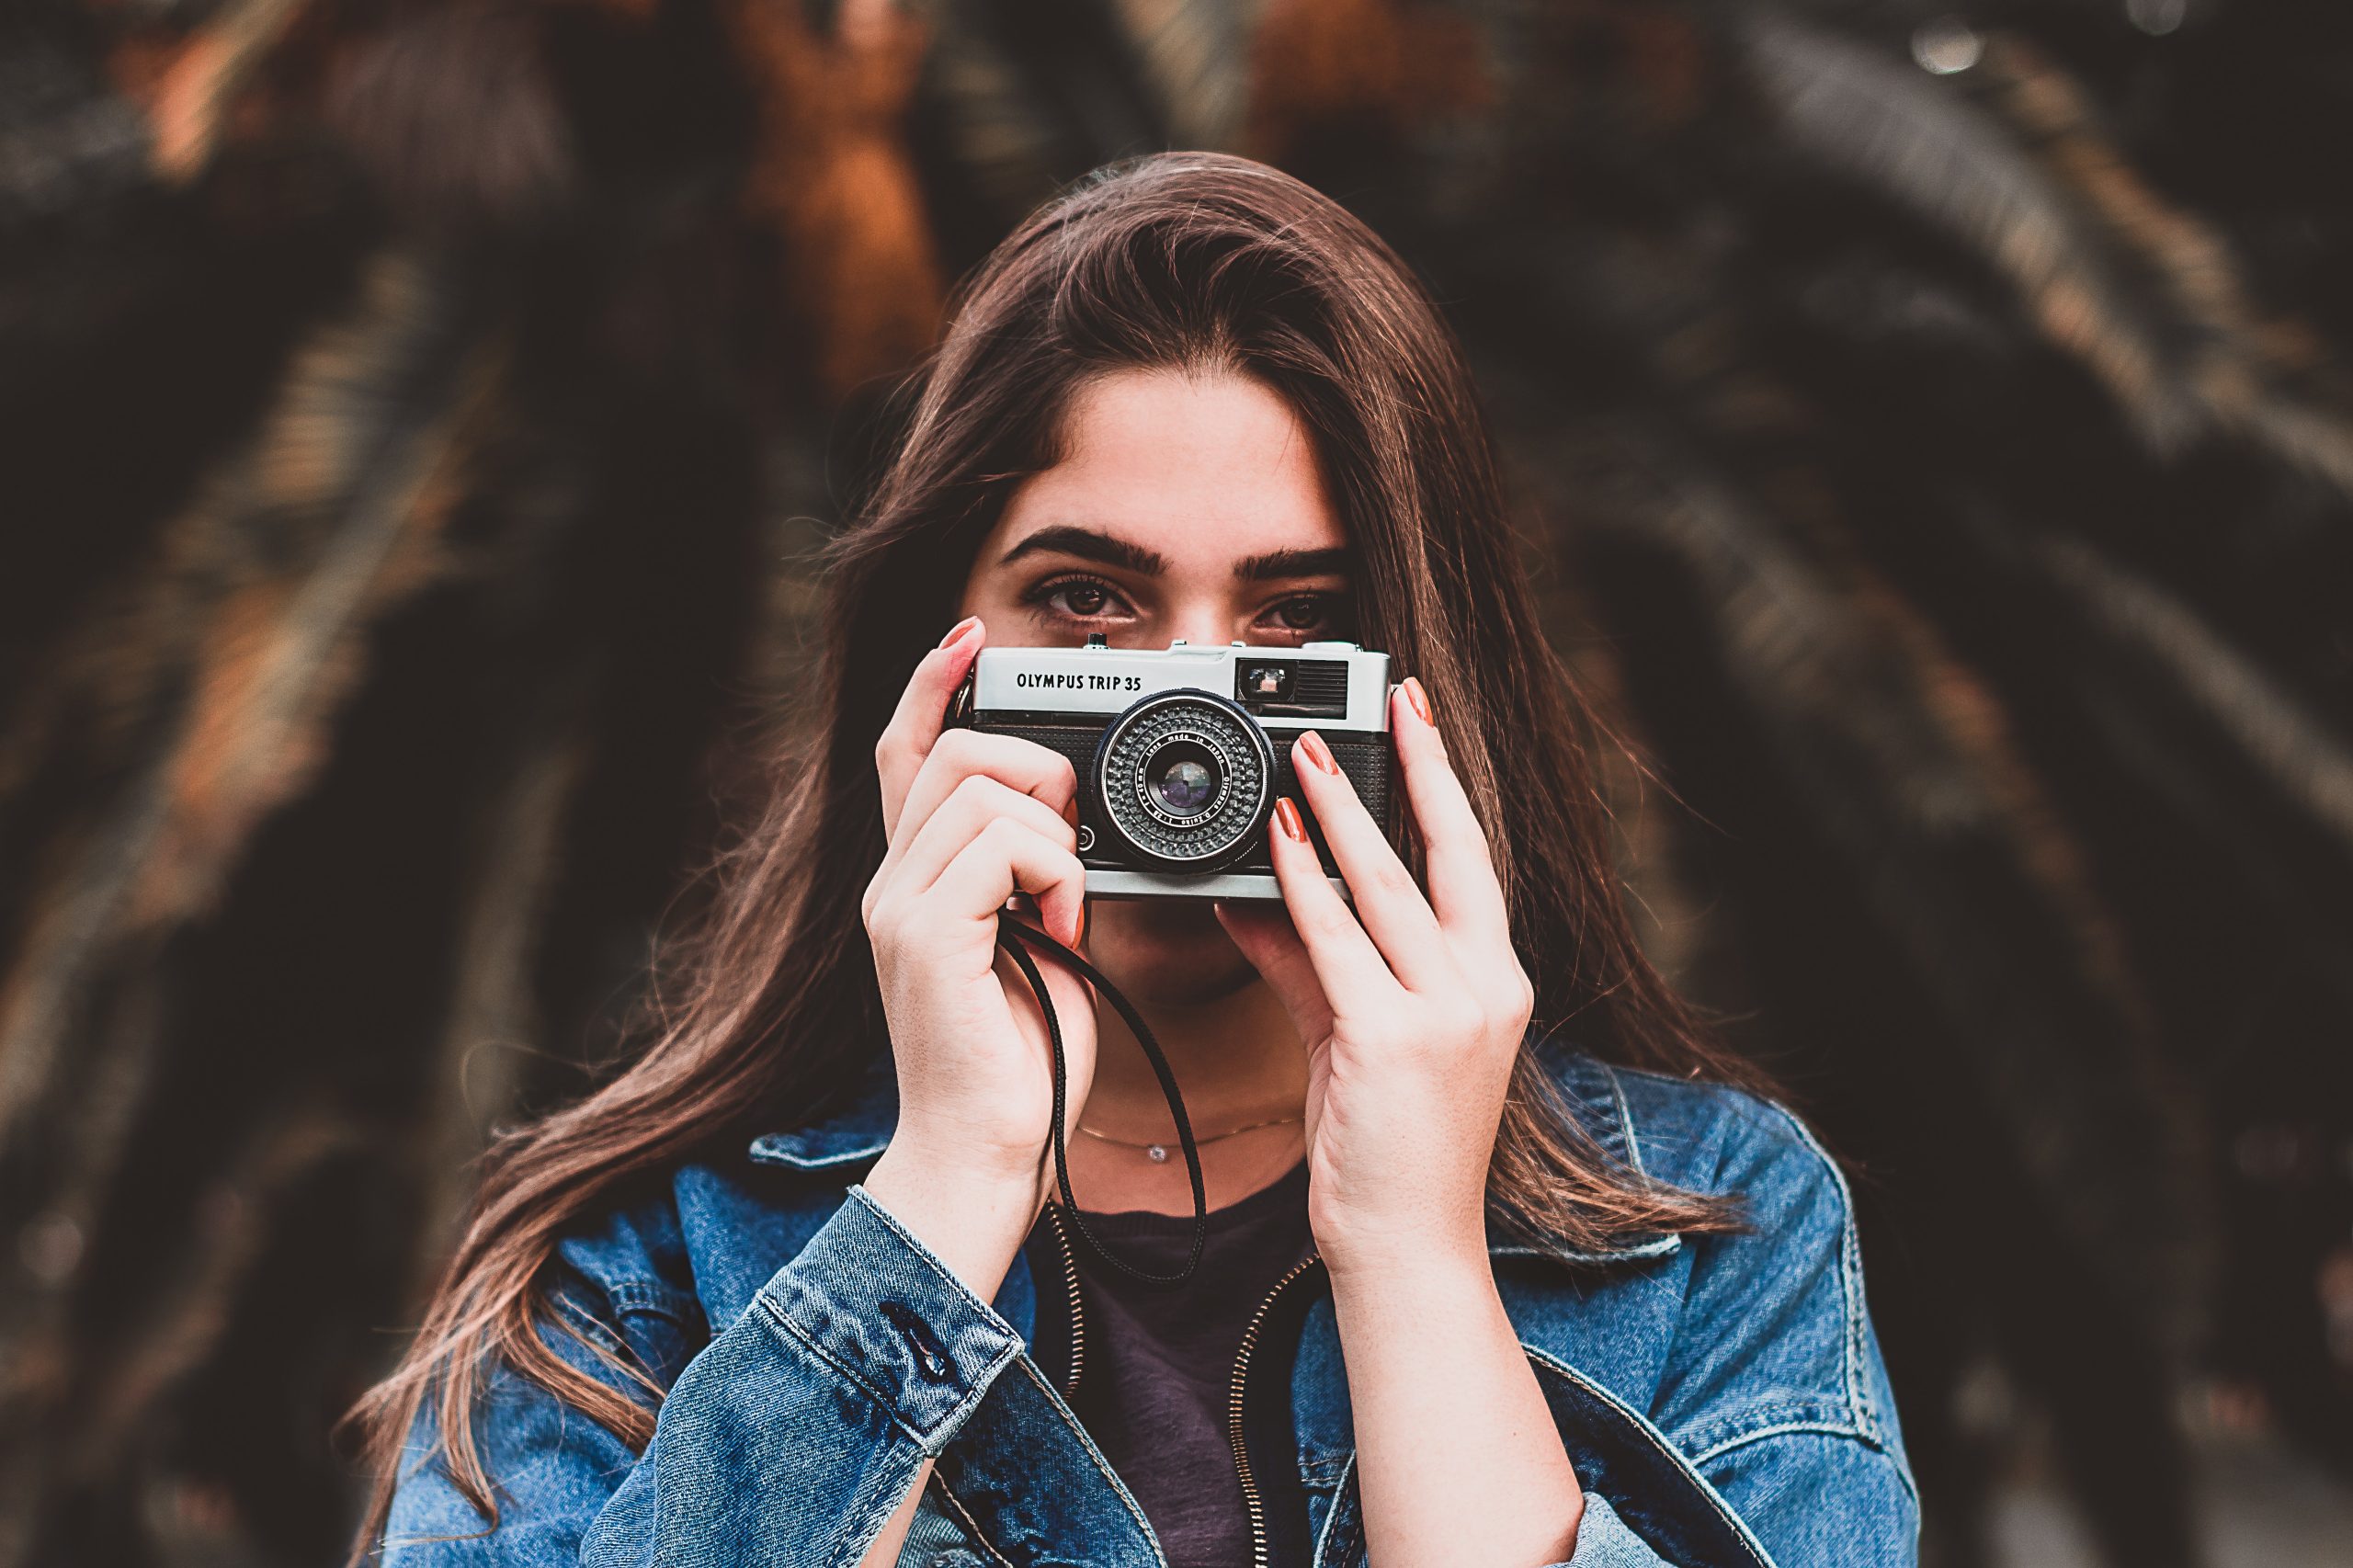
1020, 1157, 1315, 1568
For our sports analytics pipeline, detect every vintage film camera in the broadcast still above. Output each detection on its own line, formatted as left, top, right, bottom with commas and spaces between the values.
952, 636, 1396, 901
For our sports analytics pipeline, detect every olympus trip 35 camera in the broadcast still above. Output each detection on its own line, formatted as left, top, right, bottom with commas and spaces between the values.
951, 636, 1395, 901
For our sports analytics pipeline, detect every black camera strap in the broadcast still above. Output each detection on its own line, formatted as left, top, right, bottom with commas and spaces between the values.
995, 915, 1208, 1285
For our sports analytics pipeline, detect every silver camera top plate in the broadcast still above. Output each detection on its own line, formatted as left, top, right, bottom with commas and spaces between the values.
970, 640, 1392, 736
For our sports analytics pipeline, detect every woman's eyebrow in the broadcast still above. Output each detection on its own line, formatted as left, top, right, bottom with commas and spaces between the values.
1236, 546, 1350, 581
997, 525, 1167, 575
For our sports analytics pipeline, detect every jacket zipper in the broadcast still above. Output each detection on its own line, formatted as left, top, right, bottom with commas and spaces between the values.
1048, 1213, 1326, 1568
1227, 1252, 1325, 1568
1045, 1205, 1086, 1397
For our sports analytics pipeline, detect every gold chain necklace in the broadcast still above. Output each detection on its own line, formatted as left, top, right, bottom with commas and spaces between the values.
1075, 1114, 1302, 1164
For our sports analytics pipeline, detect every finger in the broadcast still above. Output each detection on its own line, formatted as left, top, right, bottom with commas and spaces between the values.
1213, 902, 1335, 1043
929, 818, 1088, 949
881, 774, 1076, 899
988, 944, 1099, 1150
992, 939, 1097, 1075
1265, 793, 1402, 1011
876, 616, 985, 835
1287, 731, 1455, 993
1390, 678, 1511, 947
892, 729, 1079, 856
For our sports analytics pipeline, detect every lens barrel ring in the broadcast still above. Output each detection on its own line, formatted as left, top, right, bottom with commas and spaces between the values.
1090, 688, 1276, 870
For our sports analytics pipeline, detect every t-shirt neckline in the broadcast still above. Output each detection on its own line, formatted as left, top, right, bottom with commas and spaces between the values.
1060, 1154, 1310, 1239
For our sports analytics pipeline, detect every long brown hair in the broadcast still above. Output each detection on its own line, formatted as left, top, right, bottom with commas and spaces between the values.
346, 150, 1768, 1551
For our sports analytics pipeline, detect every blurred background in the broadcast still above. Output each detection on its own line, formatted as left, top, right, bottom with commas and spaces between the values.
4, 0, 2351, 1563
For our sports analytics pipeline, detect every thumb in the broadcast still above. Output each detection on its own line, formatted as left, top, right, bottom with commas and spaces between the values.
994, 936, 1097, 1098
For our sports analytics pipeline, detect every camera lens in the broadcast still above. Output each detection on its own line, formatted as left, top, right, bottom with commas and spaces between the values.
1092, 690, 1276, 870
1145, 742, 1220, 819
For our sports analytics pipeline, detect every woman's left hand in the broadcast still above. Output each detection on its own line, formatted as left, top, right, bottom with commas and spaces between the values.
1217, 676, 1534, 1278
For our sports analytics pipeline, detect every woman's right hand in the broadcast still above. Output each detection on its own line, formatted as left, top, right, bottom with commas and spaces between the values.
858, 616, 1097, 1286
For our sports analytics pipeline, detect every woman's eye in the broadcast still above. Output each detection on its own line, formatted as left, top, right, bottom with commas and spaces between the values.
1260, 593, 1350, 637
1026, 574, 1131, 621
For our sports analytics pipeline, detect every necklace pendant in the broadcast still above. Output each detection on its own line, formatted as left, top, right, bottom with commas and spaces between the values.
1146, 1144, 1169, 1163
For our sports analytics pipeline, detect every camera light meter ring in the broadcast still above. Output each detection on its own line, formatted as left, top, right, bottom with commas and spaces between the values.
1092, 688, 1276, 869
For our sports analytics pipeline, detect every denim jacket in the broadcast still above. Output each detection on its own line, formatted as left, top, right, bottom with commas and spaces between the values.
381, 1036, 1918, 1567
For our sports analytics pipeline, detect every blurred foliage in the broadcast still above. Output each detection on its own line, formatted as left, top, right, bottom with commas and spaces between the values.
1, 1, 2349, 1564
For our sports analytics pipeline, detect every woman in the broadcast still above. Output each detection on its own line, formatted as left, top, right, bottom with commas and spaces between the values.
352, 152, 1918, 1568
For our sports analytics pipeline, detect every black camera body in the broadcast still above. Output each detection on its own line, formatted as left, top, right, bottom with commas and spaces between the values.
953, 637, 1395, 901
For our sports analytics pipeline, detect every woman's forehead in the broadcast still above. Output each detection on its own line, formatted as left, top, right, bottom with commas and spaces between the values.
985, 368, 1348, 570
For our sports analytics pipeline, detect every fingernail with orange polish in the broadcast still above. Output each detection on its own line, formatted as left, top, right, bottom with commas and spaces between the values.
1274, 797, 1307, 842
1404, 676, 1433, 725
938, 615, 981, 651
1299, 731, 1339, 775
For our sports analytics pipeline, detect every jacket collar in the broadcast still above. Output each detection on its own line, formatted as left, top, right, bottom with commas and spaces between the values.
1508, 1039, 1684, 1265
744, 1054, 897, 1171
745, 1040, 1680, 1267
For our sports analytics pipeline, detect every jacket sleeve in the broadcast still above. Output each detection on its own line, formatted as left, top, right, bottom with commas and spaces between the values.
1558, 1493, 1700, 1568
379, 1184, 1027, 1568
